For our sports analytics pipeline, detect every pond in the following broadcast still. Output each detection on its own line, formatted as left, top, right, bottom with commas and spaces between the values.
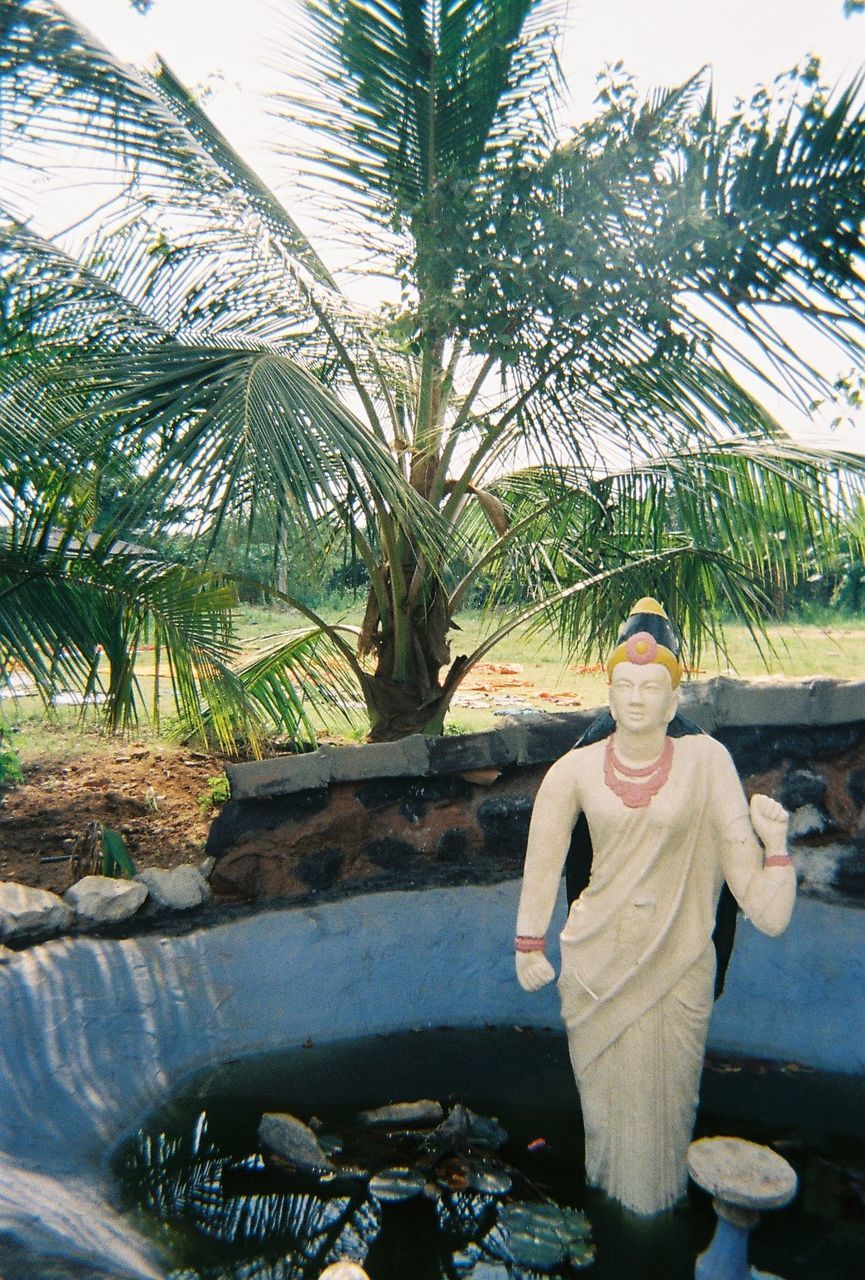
114, 1028, 865, 1280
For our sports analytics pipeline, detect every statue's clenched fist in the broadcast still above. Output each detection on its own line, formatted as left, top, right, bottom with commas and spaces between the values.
516, 951, 556, 992
749, 793, 789, 854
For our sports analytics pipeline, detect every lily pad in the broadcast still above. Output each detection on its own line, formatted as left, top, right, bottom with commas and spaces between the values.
467, 1167, 512, 1197
369, 1167, 427, 1202
499, 1202, 594, 1272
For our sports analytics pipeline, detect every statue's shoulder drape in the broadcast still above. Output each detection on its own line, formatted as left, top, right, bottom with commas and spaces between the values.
564, 712, 738, 999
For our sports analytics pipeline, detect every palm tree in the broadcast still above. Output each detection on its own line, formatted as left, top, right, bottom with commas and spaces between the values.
1, 0, 864, 741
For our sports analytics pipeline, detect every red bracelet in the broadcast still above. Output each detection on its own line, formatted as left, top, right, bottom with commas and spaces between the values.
764, 854, 793, 868
515, 936, 546, 953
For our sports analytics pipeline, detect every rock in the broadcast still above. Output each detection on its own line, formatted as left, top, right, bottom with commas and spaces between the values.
0, 883, 73, 942
788, 804, 829, 839
476, 795, 533, 861
0, 944, 15, 963
64, 876, 148, 926
848, 767, 865, 808
425, 1104, 507, 1153
364, 837, 418, 870
134, 865, 210, 912
780, 769, 828, 811
358, 1100, 444, 1128
257, 1113, 333, 1170
298, 847, 344, 890
466, 1167, 512, 1196
199, 855, 216, 880
435, 828, 470, 863
317, 1133, 344, 1158
791, 843, 852, 892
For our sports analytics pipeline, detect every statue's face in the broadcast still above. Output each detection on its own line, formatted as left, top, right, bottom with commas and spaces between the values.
608, 662, 678, 734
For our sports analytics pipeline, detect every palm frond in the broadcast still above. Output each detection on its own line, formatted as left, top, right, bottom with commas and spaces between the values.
198, 625, 364, 749
271, 0, 561, 242
0, 525, 244, 737
46, 343, 450, 569
453, 441, 865, 668
146, 56, 336, 288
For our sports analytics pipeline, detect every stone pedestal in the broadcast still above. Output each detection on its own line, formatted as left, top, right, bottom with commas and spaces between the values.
687, 1136, 797, 1280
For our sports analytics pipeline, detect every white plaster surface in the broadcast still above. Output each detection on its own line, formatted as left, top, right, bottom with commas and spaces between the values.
0, 885, 861, 1277
687, 1136, 797, 1210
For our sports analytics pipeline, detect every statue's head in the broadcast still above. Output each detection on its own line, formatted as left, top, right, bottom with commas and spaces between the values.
606, 598, 682, 733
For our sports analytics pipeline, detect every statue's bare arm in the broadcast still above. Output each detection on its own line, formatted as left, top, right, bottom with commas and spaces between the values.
721, 792, 796, 937
515, 754, 582, 992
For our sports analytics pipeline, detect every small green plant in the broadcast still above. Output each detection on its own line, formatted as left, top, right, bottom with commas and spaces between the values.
101, 825, 137, 878
197, 773, 230, 815
0, 728, 23, 789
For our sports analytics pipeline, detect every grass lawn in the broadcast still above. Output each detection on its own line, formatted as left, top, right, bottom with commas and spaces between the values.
4, 606, 865, 758
234, 604, 865, 735
3, 605, 861, 893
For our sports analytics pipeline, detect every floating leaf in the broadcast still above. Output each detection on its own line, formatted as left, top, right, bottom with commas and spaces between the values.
467, 1168, 512, 1197
499, 1202, 594, 1273
368, 1168, 426, 1203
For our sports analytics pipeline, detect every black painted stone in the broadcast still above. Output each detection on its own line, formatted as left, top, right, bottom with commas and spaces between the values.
298, 847, 344, 890
476, 795, 533, 861
780, 769, 828, 811
436, 828, 471, 864
365, 837, 418, 869
356, 776, 472, 821
356, 779, 414, 812
717, 723, 865, 776
206, 790, 330, 856
519, 712, 595, 764
400, 776, 473, 823
848, 767, 865, 809
426, 729, 521, 774
833, 839, 865, 899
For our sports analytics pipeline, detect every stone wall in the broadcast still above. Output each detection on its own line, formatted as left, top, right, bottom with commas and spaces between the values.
208, 677, 865, 906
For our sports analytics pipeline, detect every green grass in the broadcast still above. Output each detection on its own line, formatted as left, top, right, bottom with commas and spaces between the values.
3, 606, 864, 756
232, 604, 865, 734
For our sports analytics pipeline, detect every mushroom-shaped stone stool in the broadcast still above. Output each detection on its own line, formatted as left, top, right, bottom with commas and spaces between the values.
687, 1137, 798, 1280
318, 1264, 370, 1280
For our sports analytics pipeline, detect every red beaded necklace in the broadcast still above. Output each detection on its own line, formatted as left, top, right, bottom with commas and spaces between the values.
603, 735, 674, 809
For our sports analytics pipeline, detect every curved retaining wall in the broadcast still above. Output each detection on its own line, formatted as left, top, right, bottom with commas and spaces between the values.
0, 884, 862, 1277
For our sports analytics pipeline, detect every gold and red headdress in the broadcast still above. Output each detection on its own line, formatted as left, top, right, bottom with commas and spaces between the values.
606, 597, 683, 689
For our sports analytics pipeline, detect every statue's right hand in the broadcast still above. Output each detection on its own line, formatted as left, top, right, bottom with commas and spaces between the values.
516, 951, 556, 992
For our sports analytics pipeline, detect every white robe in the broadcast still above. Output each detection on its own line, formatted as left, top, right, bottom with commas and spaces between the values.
516, 733, 796, 1214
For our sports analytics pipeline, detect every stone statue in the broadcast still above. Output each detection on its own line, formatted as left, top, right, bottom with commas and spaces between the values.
515, 599, 796, 1216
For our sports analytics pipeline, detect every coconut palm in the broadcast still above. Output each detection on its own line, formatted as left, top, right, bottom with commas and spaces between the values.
1, 0, 864, 741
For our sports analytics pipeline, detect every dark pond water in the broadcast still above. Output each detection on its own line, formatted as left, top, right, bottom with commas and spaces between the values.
114, 1028, 865, 1280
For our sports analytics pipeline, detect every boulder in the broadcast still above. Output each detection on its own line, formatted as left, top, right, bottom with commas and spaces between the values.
788, 804, 830, 839
0, 883, 72, 942
65, 876, 148, 926
135, 865, 210, 912
257, 1112, 333, 1170
358, 1100, 444, 1128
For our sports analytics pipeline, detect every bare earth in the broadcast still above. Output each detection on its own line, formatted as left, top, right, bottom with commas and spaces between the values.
0, 741, 222, 895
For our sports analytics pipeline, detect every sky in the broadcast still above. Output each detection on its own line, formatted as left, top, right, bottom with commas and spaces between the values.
26, 0, 865, 447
